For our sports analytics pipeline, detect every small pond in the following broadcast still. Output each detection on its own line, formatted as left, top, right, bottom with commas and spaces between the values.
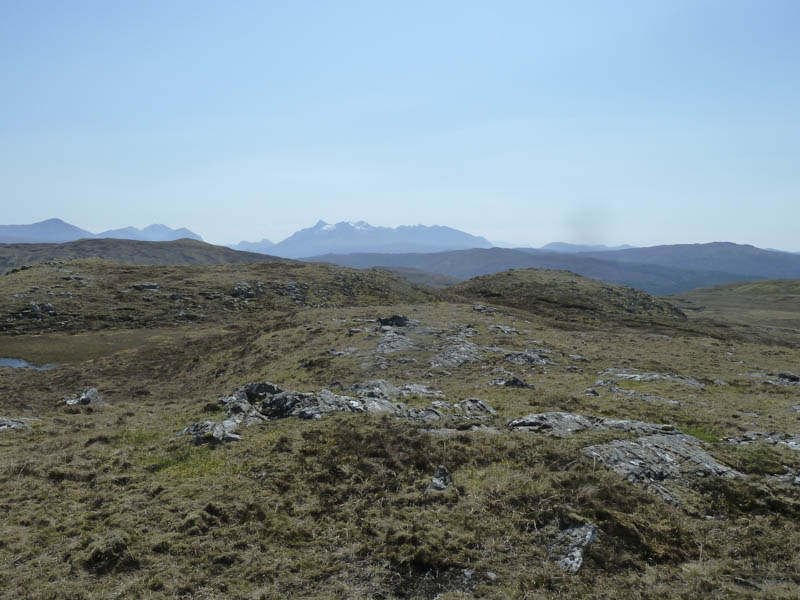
0, 358, 58, 371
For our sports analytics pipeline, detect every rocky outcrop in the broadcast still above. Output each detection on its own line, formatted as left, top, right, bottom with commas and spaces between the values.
431, 340, 483, 368
602, 368, 705, 389
377, 330, 418, 354
508, 412, 677, 437
0, 417, 33, 432
583, 434, 742, 504
180, 382, 495, 444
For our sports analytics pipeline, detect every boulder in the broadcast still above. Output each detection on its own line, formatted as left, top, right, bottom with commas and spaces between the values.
0, 417, 32, 432
61, 388, 106, 407
132, 282, 160, 291
426, 464, 452, 492
548, 524, 597, 573
378, 315, 410, 327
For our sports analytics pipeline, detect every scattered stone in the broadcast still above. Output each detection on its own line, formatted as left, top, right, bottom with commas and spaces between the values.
132, 282, 160, 291
489, 325, 518, 335
583, 434, 742, 504
378, 315, 411, 327
60, 388, 106, 407
790, 405, 800, 413
725, 431, 800, 451
453, 398, 496, 417
549, 524, 597, 573
399, 383, 443, 397
347, 328, 362, 336
426, 464, 452, 492
583, 388, 600, 396
180, 420, 242, 444
472, 304, 496, 314
742, 371, 800, 387
489, 377, 530, 388
508, 412, 678, 437
349, 379, 401, 398
567, 354, 589, 362
0, 417, 32, 432
504, 349, 553, 366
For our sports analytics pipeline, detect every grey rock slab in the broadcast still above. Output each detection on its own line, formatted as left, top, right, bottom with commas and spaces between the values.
349, 379, 401, 398
453, 398, 496, 417
603, 368, 705, 389
132, 282, 160, 291
0, 417, 33, 432
549, 524, 597, 574
583, 434, 742, 504
431, 340, 483, 368
399, 383, 443, 397
508, 412, 678, 437
377, 330, 418, 354
726, 431, 800, 452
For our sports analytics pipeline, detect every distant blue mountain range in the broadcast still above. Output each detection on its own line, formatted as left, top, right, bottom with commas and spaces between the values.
0, 219, 202, 244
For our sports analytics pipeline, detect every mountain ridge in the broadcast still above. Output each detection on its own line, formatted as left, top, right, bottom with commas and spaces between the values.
0, 218, 203, 244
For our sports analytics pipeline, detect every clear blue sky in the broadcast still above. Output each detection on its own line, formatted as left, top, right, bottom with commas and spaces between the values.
2, 0, 798, 249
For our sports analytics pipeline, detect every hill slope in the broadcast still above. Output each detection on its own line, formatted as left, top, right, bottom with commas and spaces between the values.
307, 247, 762, 295
583, 242, 800, 279
448, 268, 686, 325
0, 238, 283, 274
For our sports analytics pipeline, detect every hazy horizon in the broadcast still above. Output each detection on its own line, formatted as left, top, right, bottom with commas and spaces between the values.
2, 1, 798, 250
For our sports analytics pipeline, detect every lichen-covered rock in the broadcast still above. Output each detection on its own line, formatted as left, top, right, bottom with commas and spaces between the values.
548, 524, 597, 573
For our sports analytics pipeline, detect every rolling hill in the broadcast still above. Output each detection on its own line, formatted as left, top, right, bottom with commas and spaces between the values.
0, 238, 283, 274
582, 242, 800, 279
305, 247, 764, 295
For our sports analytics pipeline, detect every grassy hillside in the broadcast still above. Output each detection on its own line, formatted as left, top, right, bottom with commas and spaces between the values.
672, 279, 800, 341
0, 238, 284, 275
0, 258, 433, 334
1, 261, 799, 599
377, 266, 463, 288
448, 268, 687, 326
308, 247, 762, 295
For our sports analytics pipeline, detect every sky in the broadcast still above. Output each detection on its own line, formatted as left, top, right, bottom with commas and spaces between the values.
1, 0, 799, 249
